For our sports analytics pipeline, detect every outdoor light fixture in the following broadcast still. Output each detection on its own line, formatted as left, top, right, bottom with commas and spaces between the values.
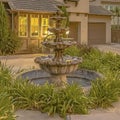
66, 30, 70, 35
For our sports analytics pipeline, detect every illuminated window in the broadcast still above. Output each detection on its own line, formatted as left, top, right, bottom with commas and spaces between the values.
18, 14, 28, 37
30, 14, 39, 37
41, 16, 49, 37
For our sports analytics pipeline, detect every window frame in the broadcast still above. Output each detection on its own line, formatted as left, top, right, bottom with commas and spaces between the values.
30, 14, 39, 37
41, 15, 49, 37
18, 14, 28, 37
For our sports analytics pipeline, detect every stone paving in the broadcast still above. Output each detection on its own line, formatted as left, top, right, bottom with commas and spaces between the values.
16, 110, 63, 120
93, 43, 120, 55
0, 44, 120, 120
15, 101, 120, 120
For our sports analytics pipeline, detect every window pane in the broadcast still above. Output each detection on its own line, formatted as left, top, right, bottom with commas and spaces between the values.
30, 14, 39, 37
19, 14, 28, 37
41, 17, 49, 37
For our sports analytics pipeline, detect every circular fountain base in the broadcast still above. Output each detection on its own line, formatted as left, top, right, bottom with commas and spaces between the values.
18, 69, 102, 88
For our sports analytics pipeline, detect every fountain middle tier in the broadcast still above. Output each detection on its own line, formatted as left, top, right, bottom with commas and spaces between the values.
35, 55, 82, 75
42, 41, 76, 50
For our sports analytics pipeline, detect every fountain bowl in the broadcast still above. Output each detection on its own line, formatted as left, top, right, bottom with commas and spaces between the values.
35, 55, 82, 75
17, 69, 102, 88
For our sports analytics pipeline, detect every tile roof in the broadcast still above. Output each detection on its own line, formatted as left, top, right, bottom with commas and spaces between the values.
101, 0, 120, 3
7, 0, 63, 13
90, 5, 112, 15
68, 0, 80, 1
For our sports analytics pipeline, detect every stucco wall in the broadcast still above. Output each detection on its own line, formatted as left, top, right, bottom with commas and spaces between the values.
69, 13, 88, 45
66, 0, 89, 13
89, 15, 111, 43
56, 0, 89, 13
56, 0, 89, 45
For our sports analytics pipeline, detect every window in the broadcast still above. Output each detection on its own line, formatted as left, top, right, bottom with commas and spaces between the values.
18, 14, 28, 37
30, 14, 39, 37
41, 16, 49, 37
104, 5, 112, 11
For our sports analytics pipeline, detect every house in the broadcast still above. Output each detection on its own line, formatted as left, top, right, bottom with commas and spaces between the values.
91, 0, 120, 43
91, 0, 120, 27
0, 0, 112, 51
0, 0, 62, 50
59, 0, 112, 45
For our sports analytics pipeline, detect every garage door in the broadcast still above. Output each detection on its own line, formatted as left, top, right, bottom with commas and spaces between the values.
69, 22, 80, 42
88, 23, 106, 45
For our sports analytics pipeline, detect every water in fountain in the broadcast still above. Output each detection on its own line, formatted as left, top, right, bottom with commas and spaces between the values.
34, 10, 82, 87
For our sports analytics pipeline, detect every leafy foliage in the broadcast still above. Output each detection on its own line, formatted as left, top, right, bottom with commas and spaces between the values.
0, 45, 120, 117
64, 45, 80, 56
89, 72, 120, 108
2, 31, 22, 55
0, 2, 9, 53
58, 84, 88, 117
9, 81, 88, 117
0, 2, 21, 55
60, 6, 69, 27
0, 63, 15, 120
10, 80, 41, 110
65, 45, 120, 108
0, 92, 15, 120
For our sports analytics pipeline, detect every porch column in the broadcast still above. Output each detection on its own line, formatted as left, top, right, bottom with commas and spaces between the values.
77, 22, 81, 43
80, 14, 88, 45
106, 20, 111, 44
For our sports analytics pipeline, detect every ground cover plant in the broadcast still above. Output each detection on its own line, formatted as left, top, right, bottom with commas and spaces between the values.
65, 45, 120, 108
0, 45, 120, 118
0, 63, 15, 120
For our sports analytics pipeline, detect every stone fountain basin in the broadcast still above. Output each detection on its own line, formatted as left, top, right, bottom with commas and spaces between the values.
35, 55, 82, 74
48, 27, 69, 34
42, 41, 76, 50
18, 69, 102, 88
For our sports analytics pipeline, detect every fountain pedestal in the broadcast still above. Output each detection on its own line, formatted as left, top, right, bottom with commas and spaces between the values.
51, 74, 67, 86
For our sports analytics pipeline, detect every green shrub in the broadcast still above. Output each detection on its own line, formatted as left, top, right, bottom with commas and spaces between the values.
80, 48, 120, 72
38, 83, 59, 115
64, 44, 96, 57
0, 2, 21, 55
9, 81, 88, 117
58, 84, 88, 117
2, 31, 22, 55
64, 45, 80, 56
0, 92, 15, 120
79, 48, 102, 70
78, 45, 94, 56
89, 72, 120, 108
0, 2, 9, 54
0, 63, 15, 120
0, 63, 13, 87
10, 80, 41, 110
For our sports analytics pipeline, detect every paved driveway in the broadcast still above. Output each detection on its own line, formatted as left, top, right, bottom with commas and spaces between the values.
93, 43, 120, 55
0, 54, 41, 72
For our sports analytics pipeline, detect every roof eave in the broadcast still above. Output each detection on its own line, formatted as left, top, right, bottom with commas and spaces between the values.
89, 13, 112, 16
10, 9, 57, 14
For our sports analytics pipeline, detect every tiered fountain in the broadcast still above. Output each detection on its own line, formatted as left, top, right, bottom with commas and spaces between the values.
35, 11, 82, 86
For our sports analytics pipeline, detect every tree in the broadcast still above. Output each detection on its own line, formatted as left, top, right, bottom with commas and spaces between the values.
0, 2, 9, 54
0, 2, 22, 55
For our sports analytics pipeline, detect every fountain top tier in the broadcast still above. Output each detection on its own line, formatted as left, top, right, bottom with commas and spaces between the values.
35, 10, 82, 86
42, 10, 80, 62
